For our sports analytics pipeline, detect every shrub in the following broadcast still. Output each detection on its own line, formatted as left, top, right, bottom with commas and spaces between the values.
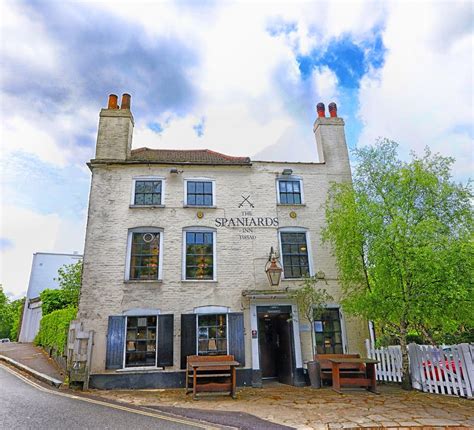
35, 307, 77, 355
40, 289, 69, 316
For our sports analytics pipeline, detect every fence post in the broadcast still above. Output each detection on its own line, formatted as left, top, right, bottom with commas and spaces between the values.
458, 343, 474, 399
408, 343, 421, 390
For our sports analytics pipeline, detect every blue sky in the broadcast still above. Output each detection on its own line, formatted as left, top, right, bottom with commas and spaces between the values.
1, 0, 472, 297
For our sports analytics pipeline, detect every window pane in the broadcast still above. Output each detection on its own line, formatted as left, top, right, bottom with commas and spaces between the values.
196, 182, 204, 193
204, 182, 212, 193
196, 195, 204, 205
198, 314, 227, 356
188, 195, 196, 205
130, 232, 160, 280
125, 316, 157, 367
134, 180, 162, 206
281, 232, 309, 279
187, 182, 196, 193
204, 195, 212, 206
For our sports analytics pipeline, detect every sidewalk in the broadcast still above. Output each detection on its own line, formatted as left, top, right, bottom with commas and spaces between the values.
0, 342, 65, 383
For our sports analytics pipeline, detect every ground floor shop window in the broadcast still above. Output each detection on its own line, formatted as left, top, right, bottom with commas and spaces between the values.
314, 308, 343, 354
198, 314, 227, 355
125, 316, 157, 367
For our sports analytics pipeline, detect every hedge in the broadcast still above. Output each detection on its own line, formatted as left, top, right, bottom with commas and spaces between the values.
35, 307, 77, 355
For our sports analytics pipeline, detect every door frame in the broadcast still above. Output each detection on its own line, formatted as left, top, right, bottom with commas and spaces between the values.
250, 300, 303, 373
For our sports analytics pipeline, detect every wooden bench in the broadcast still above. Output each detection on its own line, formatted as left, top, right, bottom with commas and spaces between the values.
315, 353, 366, 384
185, 355, 239, 399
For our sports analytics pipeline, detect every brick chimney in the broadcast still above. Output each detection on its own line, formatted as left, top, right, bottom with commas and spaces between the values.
313, 102, 350, 174
95, 93, 134, 160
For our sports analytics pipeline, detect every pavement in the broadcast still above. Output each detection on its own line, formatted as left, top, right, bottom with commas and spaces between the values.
0, 342, 64, 383
1, 343, 473, 429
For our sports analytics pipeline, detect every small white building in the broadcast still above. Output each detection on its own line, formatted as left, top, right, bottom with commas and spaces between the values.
18, 252, 82, 343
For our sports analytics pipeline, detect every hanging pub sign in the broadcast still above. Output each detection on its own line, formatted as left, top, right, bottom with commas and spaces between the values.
214, 194, 279, 240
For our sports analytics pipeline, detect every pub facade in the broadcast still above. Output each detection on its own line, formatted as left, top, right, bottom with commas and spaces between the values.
77, 94, 369, 389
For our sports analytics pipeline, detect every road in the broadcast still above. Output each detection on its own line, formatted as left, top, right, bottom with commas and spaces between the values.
0, 364, 218, 430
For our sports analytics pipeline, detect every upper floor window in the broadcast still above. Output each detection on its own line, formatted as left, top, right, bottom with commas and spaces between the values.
183, 229, 216, 281
185, 179, 215, 207
279, 230, 310, 279
131, 177, 165, 206
126, 228, 163, 281
277, 179, 303, 205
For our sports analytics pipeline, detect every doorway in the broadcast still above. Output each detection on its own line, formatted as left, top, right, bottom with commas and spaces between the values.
257, 305, 295, 385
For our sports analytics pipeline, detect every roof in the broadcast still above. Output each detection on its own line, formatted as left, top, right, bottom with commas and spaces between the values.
130, 148, 251, 165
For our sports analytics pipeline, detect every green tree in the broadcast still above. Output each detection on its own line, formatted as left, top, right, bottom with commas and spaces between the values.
40, 289, 69, 316
289, 275, 333, 358
0, 286, 13, 338
323, 139, 473, 389
56, 261, 82, 308
40, 261, 83, 316
9, 297, 25, 341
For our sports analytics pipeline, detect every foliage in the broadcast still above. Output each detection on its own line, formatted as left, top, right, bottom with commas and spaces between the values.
0, 286, 13, 339
289, 275, 333, 358
40, 261, 83, 316
35, 307, 77, 355
9, 297, 25, 341
323, 139, 473, 388
40, 289, 69, 316
56, 261, 82, 308
0, 286, 25, 340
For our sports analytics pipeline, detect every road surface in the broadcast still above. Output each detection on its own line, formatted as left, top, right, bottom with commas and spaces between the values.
0, 364, 218, 430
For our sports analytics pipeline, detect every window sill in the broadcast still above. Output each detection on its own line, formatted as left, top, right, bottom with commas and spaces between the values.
183, 205, 217, 209
181, 280, 218, 283
277, 203, 306, 207
124, 280, 163, 284
117, 367, 164, 373
129, 204, 165, 208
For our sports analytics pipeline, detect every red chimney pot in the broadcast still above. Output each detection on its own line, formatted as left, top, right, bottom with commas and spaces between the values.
316, 102, 325, 118
121, 93, 131, 110
328, 102, 337, 118
108, 94, 118, 109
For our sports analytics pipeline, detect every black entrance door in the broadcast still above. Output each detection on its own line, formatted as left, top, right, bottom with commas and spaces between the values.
257, 306, 295, 385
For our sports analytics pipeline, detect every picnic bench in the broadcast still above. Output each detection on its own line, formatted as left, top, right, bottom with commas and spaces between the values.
185, 355, 240, 399
314, 353, 379, 394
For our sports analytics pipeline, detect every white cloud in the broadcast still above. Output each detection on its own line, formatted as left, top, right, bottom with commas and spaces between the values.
0, 205, 86, 298
357, 2, 473, 178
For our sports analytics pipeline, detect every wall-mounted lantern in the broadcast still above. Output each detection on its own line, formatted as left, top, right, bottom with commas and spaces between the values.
265, 246, 283, 286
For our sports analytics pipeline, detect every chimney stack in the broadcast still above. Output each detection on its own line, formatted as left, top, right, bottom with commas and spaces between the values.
95, 93, 134, 160
313, 101, 350, 175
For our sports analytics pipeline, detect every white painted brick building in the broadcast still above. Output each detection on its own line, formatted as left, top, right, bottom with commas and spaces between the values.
78, 94, 369, 389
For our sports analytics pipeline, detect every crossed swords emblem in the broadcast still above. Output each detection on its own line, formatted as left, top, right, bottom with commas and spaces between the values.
238, 194, 254, 208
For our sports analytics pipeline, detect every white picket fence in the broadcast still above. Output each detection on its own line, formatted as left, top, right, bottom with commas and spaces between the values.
365, 340, 474, 399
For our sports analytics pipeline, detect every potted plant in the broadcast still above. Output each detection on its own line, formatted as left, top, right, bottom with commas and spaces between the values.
289, 273, 333, 388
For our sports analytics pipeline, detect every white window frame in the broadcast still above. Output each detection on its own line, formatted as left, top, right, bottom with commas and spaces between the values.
121, 313, 160, 370
183, 178, 216, 207
125, 227, 164, 281
278, 227, 314, 280
182, 227, 217, 282
130, 176, 166, 206
194, 306, 230, 357
276, 176, 304, 205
